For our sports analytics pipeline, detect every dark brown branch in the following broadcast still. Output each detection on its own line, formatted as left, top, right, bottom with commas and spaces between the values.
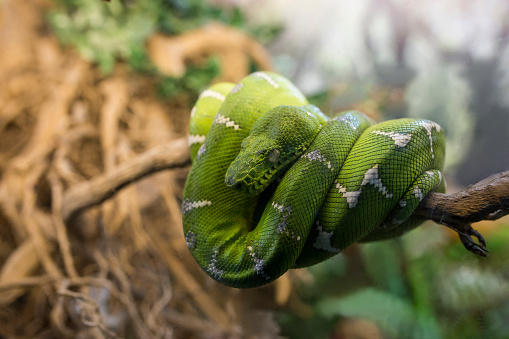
415, 171, 509, 256
61, 138, 509, 257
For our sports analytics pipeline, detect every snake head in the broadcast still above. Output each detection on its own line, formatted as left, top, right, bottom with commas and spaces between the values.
225, 105, 321, 196
225, 138, 285, 196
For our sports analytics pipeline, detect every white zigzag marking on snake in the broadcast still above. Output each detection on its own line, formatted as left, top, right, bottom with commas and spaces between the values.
185, 231, 196, 249
199, 89, 226, 101
207, 250, 224, 279
332, 115, 357, 130
412, 187, 424, 201
251, 72, 279, 88
188, 134, 206, 146
196, 144, 206, 159
215, 114, 241, 130
397, 171, 440, 209
372, 130, 412, 147
313, 221, 341, 253
230, 83, 243, 94
272, 202, 301, 241
272, 202, 291, 216
422, 122, 441, 159
182, 199, 212, 214
336, 182, 362, 208
336, 165, 393, 208
302, 149, 333, 171
362, 165, 393, 198
425, 170, 443, 184
247, 246, 270, 280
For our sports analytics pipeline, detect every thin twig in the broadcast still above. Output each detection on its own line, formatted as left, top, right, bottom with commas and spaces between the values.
61, 137, 191, 222
48, 170, 79, 278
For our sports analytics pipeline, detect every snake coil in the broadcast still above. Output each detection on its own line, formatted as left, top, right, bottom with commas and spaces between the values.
183, 72, 445, 288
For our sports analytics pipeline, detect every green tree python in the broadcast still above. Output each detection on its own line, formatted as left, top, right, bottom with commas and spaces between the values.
183, 72, 445, 288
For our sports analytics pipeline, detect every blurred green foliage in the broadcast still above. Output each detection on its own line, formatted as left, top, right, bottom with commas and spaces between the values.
47, 0, 277, 99
278, 221, 509, 339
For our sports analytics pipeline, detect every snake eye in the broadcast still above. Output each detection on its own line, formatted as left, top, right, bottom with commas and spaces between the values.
268, 149, 280, 163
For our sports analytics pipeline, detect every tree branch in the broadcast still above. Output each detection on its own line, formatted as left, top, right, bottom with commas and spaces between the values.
415, 171, 509, 256
61, 138, 509, 257
61, 137, 190, 222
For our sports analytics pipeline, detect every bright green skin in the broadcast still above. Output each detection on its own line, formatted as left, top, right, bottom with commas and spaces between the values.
183, 72, 445, 288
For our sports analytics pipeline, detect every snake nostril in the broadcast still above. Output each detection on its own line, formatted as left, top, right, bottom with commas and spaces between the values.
228, 179, 243, 191
225, 175, 236, 187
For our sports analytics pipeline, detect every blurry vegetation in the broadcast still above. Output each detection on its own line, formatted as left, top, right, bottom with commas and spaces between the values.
49, 0, 242, 72
48, 0, 279, 100
278, 222, 509, 339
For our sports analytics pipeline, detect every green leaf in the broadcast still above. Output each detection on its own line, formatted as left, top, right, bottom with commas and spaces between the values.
361, 241, 408, 298
317, 288, 440, 339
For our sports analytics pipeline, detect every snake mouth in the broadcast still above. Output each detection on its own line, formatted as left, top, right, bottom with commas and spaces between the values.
246, 168, 277, 196
225, 160, 283, 196
225, 172, 252, 193
226, 144, 312, 197
226, 141, 311, 196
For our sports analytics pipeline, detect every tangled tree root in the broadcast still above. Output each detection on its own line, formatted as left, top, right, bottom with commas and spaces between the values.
0, 1, 292, 338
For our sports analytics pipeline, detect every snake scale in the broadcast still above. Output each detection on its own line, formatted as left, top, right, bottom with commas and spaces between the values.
182, 72, 445, 288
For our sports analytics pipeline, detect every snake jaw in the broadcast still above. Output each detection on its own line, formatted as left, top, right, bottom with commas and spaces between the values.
226, 144, 314, 196
225, 154, 280, 196
226, 148, 307, 196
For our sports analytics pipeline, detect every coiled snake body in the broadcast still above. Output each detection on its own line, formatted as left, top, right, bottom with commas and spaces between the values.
183, 72, 445, 288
